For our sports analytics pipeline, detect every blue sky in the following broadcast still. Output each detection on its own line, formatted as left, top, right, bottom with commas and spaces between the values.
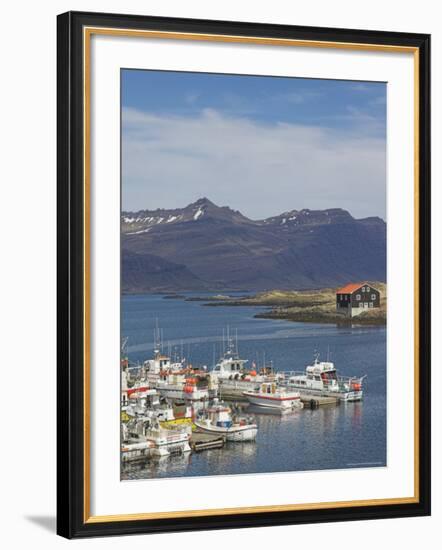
122, 69, 386, 219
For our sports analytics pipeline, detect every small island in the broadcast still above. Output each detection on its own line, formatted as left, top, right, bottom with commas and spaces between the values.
199, 282, 386, 325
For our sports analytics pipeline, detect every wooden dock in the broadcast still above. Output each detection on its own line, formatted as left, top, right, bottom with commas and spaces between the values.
300, 395, 339, 409
191, 431, 226, 452
219, 389, 248, 401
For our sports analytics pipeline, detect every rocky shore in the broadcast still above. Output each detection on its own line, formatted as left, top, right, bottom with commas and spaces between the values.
195, 284, 387, 326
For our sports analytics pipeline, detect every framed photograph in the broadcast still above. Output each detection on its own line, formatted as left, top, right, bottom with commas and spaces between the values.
57, 11, 431, 538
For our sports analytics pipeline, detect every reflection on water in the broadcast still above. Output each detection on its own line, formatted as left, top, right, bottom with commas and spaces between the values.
123, 450, 191, 479
121, 399, 381, 480
122, 293, 386, 479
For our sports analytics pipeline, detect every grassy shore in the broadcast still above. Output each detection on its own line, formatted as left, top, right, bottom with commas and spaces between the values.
201, 283, 387, 325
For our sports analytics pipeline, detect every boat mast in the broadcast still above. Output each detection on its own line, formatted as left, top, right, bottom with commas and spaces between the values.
121, 336, 128, 355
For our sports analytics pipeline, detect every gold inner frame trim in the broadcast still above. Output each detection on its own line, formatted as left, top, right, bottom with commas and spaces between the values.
82, 26, 420, 524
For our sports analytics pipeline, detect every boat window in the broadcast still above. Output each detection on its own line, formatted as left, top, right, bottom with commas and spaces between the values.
315, 376, 321, 381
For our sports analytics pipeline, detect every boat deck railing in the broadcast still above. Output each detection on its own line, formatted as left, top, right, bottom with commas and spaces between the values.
279, 371, 365, 387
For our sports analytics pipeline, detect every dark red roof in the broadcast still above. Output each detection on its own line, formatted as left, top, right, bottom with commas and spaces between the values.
336, 282, 366, 295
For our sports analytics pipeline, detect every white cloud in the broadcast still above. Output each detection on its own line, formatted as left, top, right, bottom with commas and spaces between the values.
350, 83, 374, 92
185, 92, 200, 105
122, 107, 386, 220
275, 90, 324, 104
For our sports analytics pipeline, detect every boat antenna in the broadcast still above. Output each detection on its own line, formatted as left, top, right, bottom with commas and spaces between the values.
236, 328, 239, 356
154, 318, 161, 355
121, 336, 128, 354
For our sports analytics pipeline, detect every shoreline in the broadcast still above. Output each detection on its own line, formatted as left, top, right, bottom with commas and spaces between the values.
123, 285, 387, 326
253, 308, 386, 326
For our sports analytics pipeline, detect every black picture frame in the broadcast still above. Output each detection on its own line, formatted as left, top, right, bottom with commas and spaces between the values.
57, 10, 431, 539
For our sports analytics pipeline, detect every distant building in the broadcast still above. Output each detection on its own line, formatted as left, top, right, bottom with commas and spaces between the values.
336, 282, 381, 317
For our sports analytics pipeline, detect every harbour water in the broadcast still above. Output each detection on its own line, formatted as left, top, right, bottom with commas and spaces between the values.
121, 292, 386, 480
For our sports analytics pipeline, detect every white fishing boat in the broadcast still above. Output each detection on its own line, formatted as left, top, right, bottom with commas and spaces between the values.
194, 403, 258, 441
146, 424, 192, 457
121, 339, 150, 406
136, 324, 188, 387
283, 353, 365, 402
121, 441, 153, 463
124, 417, 191, 457
156, 371, 210, 401
125, 389, 160, 416
210, 328, 281, 398
210, 330, 249, 381
243, 382, 303, 410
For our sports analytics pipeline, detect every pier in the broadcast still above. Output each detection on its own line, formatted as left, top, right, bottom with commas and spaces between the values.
219, 389, 248, 401
191, 431, 226, 452
300, 395, 339, 409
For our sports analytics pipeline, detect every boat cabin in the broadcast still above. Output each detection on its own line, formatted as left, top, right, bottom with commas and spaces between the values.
144, 353, 172, 374
212, 355, 248, 379
206, 405, 233, 428
259, 382, 278, 394
288, 356, 340, 391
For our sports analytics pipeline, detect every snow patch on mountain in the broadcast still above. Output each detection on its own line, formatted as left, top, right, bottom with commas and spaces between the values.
193, 207, 204, 220
126, 228, 151, 235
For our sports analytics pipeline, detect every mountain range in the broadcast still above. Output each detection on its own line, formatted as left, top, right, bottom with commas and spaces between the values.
122, 197, 386, 293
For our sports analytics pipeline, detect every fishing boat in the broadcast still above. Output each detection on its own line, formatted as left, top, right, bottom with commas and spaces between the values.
283, 353, 365, 402
125, 390, 181, 423
125, 389, 160, 415
210, 328, 281, 398
242, 382, 303, 410
142, 327, 186, 385
121, 338, 150, 405
121, 441, 152, 463
157, 401, 194, 426
194, 403, 258, 441
124, 417, 191, 457
156, 371, 210, 402
210, 329, 249, 381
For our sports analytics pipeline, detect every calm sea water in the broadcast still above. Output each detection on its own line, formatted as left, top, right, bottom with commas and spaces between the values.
121, 292, 386, 479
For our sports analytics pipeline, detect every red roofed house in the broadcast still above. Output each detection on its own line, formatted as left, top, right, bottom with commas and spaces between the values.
336, 282, 380, 317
